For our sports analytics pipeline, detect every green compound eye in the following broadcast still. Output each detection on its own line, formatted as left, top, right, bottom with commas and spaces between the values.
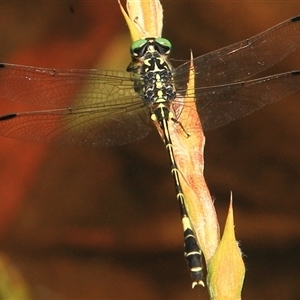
130, 38, 172, 57
155, 38, 172, 55
156, 38, 172, 49
130, 39, 148, 57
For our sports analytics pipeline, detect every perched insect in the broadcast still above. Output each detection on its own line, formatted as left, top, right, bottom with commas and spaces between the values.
1, 16, 300, 287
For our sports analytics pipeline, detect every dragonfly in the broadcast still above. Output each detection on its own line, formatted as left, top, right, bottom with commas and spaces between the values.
1, 16, 300, 287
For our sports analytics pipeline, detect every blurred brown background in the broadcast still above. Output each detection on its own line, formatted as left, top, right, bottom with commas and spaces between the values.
0, 0, 299, 299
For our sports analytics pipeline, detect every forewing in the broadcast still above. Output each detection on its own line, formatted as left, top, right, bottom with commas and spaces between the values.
174, 16, 300, 88
0, 63, 138, 107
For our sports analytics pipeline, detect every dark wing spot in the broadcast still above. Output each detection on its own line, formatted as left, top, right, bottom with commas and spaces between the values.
0, 113, 17, 121
291, 15, 300, 22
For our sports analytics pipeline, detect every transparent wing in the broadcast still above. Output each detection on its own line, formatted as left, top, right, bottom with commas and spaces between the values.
179, 71, 300, 131
174, 16, 300, 87
0, 63, 151, 146
0, 63, 139, 106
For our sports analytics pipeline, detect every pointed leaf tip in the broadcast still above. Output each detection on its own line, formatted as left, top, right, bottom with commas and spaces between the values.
207, 195, 245, 300
119, 0, 163, 41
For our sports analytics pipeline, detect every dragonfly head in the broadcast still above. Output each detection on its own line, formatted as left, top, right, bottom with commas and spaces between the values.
130, 37, 172, 58
127, 38, 172, 72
